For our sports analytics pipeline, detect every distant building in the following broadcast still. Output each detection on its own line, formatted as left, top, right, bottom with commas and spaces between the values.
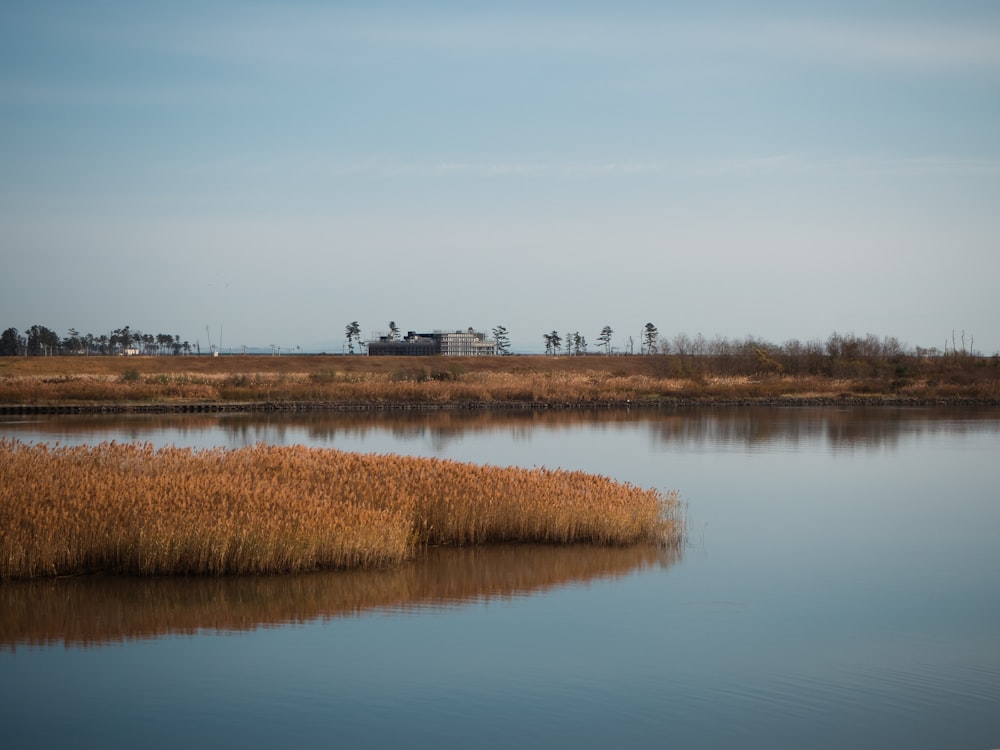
367, 328, 497, 356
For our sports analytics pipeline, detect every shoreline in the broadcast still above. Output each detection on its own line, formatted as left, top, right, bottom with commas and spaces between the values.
2, 395, 998, 416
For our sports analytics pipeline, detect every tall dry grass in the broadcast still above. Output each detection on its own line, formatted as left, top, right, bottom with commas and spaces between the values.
0, 439, 679, 579
2, 354, 997, 405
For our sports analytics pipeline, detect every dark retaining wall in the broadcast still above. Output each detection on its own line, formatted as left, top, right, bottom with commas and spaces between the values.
1, 397, 997, 416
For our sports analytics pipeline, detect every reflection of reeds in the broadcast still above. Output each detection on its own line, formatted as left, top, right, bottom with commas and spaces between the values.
13, 405, 1000, 454
0, 544, 678, 649
0, 439, 680, 579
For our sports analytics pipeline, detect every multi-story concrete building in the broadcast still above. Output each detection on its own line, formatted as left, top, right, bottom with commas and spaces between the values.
367, 328, 497, 356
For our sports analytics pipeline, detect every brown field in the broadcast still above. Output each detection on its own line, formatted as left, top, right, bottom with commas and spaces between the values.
0, 439, 680, 579
1, 352, 998, 406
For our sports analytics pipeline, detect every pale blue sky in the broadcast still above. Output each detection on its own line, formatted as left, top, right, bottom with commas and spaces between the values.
2, 1, 998, 353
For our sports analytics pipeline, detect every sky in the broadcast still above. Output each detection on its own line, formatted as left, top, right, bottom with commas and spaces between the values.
2, 1, 999, 355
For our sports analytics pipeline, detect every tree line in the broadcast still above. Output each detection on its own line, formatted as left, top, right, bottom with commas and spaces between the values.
5, 321, 986, 365
344, 321, 663, 357
530, 325, 993, 379
0, 325, 193, 356
543, 324, 661, 356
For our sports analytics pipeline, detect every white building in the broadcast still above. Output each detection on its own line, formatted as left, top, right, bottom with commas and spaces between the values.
438, 328, 497, 356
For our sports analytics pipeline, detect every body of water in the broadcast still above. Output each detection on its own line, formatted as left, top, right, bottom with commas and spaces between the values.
2, 407, 998, 749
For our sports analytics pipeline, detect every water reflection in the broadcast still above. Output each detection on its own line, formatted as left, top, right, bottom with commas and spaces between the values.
3, 408, 998, 750
0, 544, 676, 650
648, 405, 1000, 452
4, 406, 998, 454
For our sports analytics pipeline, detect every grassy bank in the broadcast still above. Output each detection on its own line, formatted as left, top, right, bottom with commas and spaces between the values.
1, 352, 997, 407
0, 439, 680, 579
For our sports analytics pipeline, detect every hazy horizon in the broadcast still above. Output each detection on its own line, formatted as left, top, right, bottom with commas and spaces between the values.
2, 1, 998, 355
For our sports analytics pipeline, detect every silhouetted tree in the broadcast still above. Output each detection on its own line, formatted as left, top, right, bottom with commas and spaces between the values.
62, 328, 83, 354
548, 331, 562, 355
27, 324, 59, 355
0, 327, 22, 356
643, 323, 659, 354
111, 326, 131, 355
345, 321, 362, 354
492, 325, 510, 355
543, 331, 562, 355
597, 325, 613, 354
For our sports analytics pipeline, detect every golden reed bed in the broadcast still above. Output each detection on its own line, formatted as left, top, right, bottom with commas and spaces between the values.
3, 352, 999, 406
0, 439, 679, 579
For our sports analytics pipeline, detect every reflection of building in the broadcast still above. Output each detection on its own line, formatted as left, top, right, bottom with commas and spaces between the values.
368, 328, 497, 356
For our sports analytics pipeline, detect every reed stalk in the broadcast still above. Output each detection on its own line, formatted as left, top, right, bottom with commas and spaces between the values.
0, 439, 680, 579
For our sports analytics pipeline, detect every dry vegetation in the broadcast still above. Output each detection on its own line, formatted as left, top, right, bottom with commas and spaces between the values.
0, 439, 680, 579
1, 349, 998, 408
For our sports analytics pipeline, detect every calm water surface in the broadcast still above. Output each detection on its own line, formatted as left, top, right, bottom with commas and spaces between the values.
2, 407, 999, 749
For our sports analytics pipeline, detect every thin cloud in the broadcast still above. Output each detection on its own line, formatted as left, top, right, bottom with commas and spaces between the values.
43, 7, 1000, 73
160, 155, 1000, 182
741, 20, 1000, 71
396, 156, 1000, 180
